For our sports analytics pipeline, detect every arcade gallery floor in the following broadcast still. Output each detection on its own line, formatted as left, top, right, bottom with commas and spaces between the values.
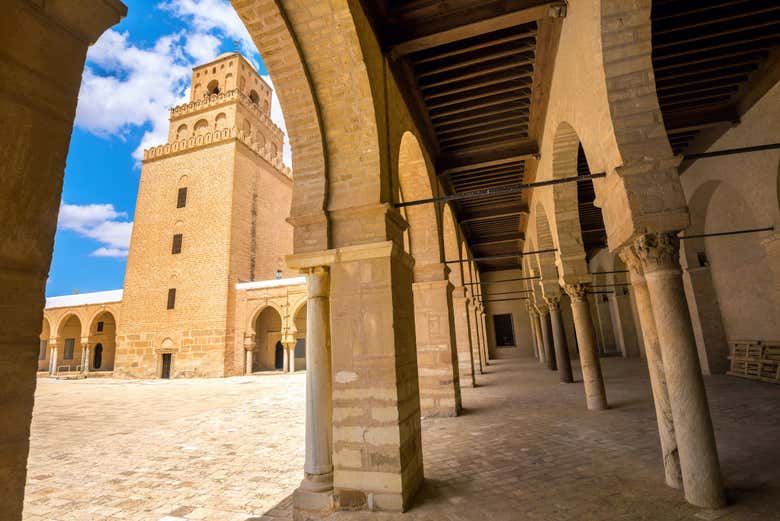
23, 356, 780, 521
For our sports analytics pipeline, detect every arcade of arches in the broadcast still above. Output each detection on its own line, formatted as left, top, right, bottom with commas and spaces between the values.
2, 1, 780, 520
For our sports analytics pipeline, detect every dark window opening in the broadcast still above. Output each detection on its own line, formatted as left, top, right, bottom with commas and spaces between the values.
172, 234, 183, 254
64, 338, 75, 360
697, 251, 709, 268
493, 314, 515, 347
177, 187, 188, 208
96, 321, 104, 332
167, 288, 176, 310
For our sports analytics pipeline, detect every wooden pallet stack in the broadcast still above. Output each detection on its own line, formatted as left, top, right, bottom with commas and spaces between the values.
727, 340, 780, 384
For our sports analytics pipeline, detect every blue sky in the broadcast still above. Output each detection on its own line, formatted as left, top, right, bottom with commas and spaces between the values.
48, 0, 287, 297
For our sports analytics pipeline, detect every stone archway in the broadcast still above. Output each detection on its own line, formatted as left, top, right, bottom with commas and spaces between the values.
292, 299, 307, 371
88, 311, 118, 371
252, 306, 283, 372
39, 318, 51, 373
397, 131, 461, 418
55, 314, 83, 373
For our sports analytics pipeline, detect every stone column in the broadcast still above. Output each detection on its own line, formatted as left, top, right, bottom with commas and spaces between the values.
565, 284, 608, 411
412, 269, 462, 417
538, 307, 556, 371
470, 301, 485, 374
243, 333, 255, 375
479, 307, 490, 364
531, 308, 545, 364
0, 2, 127, 518
290, 238, 424, 513
620, 248, 682, 489
283, 342, 297, 373
81, 337, 90, 374
527, 307, 539, 360
546, 296, 573, 383
452, 287, 476, 387
293, 266, 334, 518
631, 233, 724, 508
49, 344, 59, 375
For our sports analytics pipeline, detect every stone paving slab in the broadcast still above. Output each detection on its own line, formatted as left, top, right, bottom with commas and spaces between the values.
24, 358, 780, 520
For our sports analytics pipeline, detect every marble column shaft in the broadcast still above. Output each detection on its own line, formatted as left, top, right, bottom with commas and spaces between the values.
539, 308, 556, 371
301, 266, 333, 483
531, 310, 545, 364
546, 296, 573, 383
565, 284, 608, 411
631, 233, 724, 508
620, 248, 682, 489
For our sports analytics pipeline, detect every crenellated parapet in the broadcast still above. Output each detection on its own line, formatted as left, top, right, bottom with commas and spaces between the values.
169, 89, 284, 140
143, 126, 292, 178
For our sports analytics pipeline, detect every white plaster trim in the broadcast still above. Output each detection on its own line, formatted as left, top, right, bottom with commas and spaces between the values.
236, 276, 306, 290
45, 289, 123, 309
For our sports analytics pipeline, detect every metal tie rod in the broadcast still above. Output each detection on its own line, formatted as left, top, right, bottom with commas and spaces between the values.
679, 226, 774, 240
445, 248, 557, 264
464, 276, 540, 285
395, 173, 606, 208
476, 290, 533, 298
683, 143, 780, 161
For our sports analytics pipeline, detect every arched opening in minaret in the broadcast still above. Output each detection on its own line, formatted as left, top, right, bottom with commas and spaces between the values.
249, 89, 260, 104
206, 79, 220, 95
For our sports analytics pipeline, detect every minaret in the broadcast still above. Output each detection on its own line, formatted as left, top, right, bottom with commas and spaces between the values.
115, 52, 293, 378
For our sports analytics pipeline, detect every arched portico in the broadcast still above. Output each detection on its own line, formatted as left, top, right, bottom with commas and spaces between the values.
87, 311, 117, 371
252, 306, 284, 372
54, 314, 83, 374
443, 204, 475, 387
397, 131, 461, 417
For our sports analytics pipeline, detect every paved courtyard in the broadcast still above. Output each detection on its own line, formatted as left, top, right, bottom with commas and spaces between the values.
24, 357, 780, 521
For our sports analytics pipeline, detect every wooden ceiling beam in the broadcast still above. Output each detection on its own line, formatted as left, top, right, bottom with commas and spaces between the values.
439, 141, 538, 174
423, 71, 533, 100
390, 1, 565, 56
461, 206, 530, 223
414, 31, 536, 65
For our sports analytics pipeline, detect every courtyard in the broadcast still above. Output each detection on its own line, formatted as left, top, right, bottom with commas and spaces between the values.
23, 357, 780, 521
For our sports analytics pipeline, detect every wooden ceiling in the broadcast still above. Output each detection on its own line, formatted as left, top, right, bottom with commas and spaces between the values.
360, 0, 779, 274
363, 0, 566, 271
651, 0, 780, 166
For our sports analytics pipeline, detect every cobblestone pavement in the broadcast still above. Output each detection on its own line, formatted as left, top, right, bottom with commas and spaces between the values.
25, 357, 780, 521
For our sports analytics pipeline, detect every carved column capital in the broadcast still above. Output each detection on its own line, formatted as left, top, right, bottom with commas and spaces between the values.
564, 282, 590, 303
306, 265, 330, 298
618, 246, 642, 277
544, 295, 561, 310
631, 232, 681, 274
536, 304, 549, 316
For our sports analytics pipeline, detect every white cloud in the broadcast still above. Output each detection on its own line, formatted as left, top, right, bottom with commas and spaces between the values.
58, 203, 133, 258
76, 29, 193, 161
76, 1, 291, 166
91, 247, 130, 258
185, 32, 222, 64
158, 0, 256, 55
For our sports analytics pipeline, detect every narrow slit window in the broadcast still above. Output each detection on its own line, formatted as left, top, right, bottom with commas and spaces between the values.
177, 187, 188, 208
172, 234, 183, 254
167, 288, 177, 310
96, 321, 104, 332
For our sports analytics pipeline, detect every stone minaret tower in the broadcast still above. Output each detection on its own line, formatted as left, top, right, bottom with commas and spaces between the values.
115, 52, 293, 378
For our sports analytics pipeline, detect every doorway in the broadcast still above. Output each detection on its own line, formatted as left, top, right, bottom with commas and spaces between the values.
93, 343, 103, 369
274, 341, 284, 370
493, 314, 516, 347
161, 353, 172, 379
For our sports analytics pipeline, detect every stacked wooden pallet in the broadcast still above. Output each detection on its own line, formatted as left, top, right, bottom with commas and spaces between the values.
728, 340, 780, 384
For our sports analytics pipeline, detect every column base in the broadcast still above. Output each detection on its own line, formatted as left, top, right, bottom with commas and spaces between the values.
293, 474, 335, 521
